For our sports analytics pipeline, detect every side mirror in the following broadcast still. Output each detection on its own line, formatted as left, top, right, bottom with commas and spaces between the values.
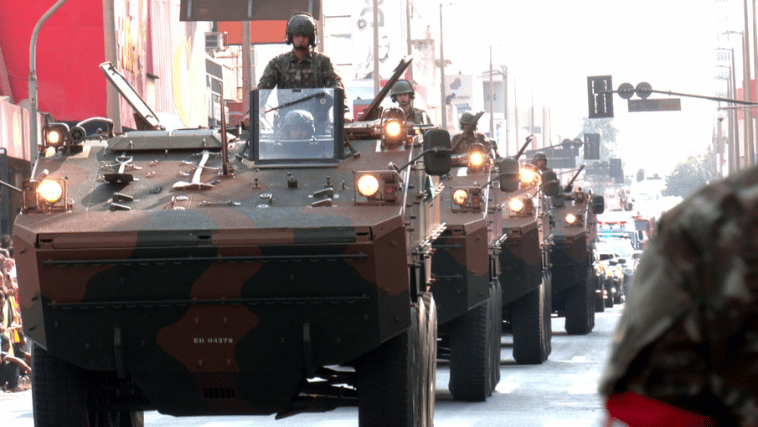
617, 258, 627, 265
498, 158, 520, 192
541, 170, 560, 196
592, 195, 605, 214
609, 259, 618, 266
423, 129, 452, 176
633, 250, 643, 259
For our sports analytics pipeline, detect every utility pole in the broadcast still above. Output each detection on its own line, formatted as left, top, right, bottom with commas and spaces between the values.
743, 0, 753, 169
489, 46, 494, 141
503, 65, 508, 155
439, 3, 447, 131
242, 22, 251, 125
373, 0, 380, 94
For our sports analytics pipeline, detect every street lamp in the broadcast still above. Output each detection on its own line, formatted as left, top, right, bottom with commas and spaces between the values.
28, 0, 70, 168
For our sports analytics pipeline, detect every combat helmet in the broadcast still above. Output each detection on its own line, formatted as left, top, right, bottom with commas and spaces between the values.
532, 152, 547, 163
286, 12, 317, 47
459, 111, 483, 131
282, 109, 315, 139
390, 79, 415, 103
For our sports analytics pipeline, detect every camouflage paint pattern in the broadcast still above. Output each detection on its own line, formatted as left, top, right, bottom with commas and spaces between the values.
15, 123, 442, 416
499, 178, 549, 306
549, 190, 599, 294
432, 163, 497, 326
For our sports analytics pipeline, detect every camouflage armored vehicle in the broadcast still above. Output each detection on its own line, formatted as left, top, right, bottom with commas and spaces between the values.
432, 141, 517, 401
547, 167, 605, 335
497, 137, 554, 364
15, 60, 449, 426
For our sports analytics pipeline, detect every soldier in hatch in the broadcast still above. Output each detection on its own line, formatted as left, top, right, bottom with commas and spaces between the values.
532, 152, 551, 173
281, 110, 315, 140
257, 12, 344, 91
390, 79, 432, 125
450, 111, 496, 157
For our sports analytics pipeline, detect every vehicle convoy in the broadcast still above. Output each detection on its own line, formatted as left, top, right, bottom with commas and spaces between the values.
14, 60, 450, 427
497, 137, 554, 364
432, 139, 518, 400
547, 167, 605, 335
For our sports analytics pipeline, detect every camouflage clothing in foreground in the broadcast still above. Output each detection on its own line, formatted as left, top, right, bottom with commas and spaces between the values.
257, 51, 344, 91
451, 132, 493, 155
406, 107, 432, 126
600, 166, 758, 426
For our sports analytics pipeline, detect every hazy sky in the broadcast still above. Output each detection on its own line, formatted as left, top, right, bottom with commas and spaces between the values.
432, 0, 722, 176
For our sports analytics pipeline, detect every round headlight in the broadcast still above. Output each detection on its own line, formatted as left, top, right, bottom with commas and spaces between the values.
468, 151, 485, 169
520, 168, 538, 185
384, 120, 403, 138
452, 189, 469, 206
37, 179, 63, 203
357, 174, 380, 197
508, 197, 525, 212
565, 213, 578, 225
45, 129, 65, 147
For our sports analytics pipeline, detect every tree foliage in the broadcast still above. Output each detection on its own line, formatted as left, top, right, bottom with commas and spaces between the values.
662, 155, 716, 198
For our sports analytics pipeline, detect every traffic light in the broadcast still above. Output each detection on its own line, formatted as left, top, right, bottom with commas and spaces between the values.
610, 158, 623, 182
583, 133, 600, 160
587, 75, 614, 119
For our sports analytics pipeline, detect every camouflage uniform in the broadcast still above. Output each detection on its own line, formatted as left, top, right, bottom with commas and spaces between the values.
599, 166, 758, 426
451, 132, 493, 155
405, 107, 432, 126
257, 51, 344, 91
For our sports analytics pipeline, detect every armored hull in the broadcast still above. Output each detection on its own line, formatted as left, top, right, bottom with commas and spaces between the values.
17, 85, 446, 426
432, 158, 503, 401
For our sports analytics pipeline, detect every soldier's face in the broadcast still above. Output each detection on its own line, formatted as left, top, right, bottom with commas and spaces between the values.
289, 127, 308, 139
293, 34, 310, 50
396, 93, 411, 108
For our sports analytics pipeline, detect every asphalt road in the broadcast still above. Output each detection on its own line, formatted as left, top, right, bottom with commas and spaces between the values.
1, 304, 624, 427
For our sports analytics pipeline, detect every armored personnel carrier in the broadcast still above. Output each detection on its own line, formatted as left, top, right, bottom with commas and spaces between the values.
496, 137, 555, 364
547, 167, 605, 335
432, 142, 518, 401
15, 61, 449, 426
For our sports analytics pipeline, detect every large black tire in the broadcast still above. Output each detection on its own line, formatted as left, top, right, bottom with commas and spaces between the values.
449, 289, 494, 401
594, 280, 605, 313
356, 293, 436, 427
613, 283, 622, 304
490, 279, 502, 390
565, 268, 595, 335
511, 275, 550, 365
33, 344, 90, 427
542, 271, 553, 358
32, 345, 143, 427
605, 281, 615, 308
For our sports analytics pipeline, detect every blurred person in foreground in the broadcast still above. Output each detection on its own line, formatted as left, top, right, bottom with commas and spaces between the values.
599, 167, 758, 426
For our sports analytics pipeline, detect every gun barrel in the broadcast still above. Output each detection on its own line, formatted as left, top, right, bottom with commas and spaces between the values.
566, 165, 586, 187
513, 135, 533, 160
357, 57, 413, 122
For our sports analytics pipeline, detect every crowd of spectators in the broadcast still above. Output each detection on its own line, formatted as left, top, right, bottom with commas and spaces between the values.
0, 235, 30, 392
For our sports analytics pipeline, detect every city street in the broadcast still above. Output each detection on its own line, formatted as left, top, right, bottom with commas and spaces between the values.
0, 305, 623, 427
